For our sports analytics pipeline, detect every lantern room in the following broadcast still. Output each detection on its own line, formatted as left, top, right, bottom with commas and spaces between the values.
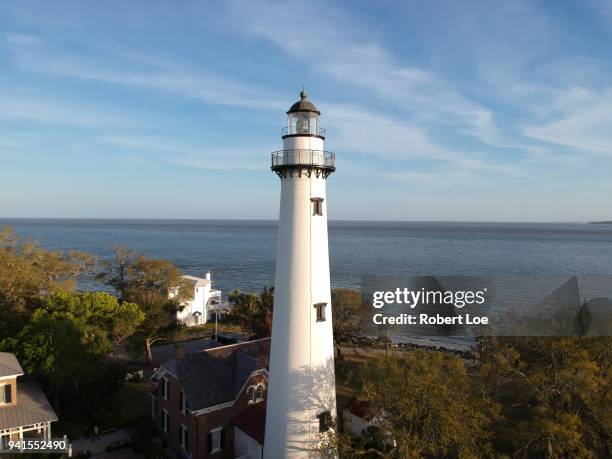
283, 90, 325, 138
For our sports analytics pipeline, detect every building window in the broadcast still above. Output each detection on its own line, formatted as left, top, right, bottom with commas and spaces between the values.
207, 427, 225, 454
179, 389, 186, 414
180, 424, 189, 452
161, 377, 169, 400
314, 303, 327, 322
311, 198, 324, 216
318, 411, 332, 433
151, 394, 158, 418
255, 384, 264, 401
162, 409, 169, 433
247, 386, 256, 403
0, 384, 11, 405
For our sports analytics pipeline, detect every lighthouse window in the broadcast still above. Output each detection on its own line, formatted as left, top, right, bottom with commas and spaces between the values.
318, 411, 332, 433
311, 197, 324, 216
315, 302, 327, 322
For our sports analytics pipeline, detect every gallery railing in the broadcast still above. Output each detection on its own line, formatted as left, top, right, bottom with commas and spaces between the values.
282, 126, 326, 137
271, 150, 335, 170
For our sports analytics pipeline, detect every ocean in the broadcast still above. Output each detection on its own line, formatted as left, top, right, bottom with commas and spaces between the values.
1, 219, 611, 295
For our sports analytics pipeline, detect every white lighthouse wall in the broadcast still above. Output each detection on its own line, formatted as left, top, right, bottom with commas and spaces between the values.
265, 167, 337, 455
283, 135, 324, 151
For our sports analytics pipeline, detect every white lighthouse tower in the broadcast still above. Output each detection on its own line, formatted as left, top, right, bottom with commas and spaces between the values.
264, 91, 337, 458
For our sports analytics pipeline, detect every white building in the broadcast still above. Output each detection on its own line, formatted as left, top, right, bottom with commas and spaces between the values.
264, 91, 337, 458
171, 272, 223, 326
343, 398, 381, 437
343, 398, 395, 448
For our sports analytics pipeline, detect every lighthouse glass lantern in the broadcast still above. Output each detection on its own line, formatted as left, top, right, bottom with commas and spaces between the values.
288, 110, 319, 135
285, 90, 322, 136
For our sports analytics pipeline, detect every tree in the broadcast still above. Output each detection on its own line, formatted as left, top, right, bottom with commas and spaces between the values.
33, 289, 144, 349
229, 286, 274, 338
359, 350, 498, 458
0, 226, 95, 336
3, 317, 93, 414
478, 336, 611, 457
1, 290, 145, 413
101, 247, 191, 364
331, 288, 362, 360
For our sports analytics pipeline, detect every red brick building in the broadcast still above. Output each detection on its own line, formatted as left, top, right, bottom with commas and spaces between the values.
151, 339, 269, 459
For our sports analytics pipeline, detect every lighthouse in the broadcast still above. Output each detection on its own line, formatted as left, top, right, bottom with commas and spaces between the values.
264, 91, 337, 458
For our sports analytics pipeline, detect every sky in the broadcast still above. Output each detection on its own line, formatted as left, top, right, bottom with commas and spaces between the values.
1, 0, 611, 221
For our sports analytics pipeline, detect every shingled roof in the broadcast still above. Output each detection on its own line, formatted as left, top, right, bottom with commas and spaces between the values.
0, 380, 58, 430
0, 352, 24, 378
161, 338, 270, 411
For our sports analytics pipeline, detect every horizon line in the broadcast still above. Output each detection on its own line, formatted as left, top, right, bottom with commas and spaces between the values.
0, 217, 601, 225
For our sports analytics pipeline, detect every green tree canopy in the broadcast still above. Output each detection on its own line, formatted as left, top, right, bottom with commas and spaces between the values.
1, 289, 146, 417
0, 226, 95, 336
229, 286, 274, 338
33, 289, 145, 350
360, 350, 498, 458
101, 246, 192, 364
478, 336, 611, 457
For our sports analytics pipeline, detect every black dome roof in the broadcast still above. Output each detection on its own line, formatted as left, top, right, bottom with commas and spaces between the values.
287, 90, 320, 115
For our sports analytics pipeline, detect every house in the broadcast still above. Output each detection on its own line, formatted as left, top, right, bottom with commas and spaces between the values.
171, 273, 227, 326
343, 398, 381, 438
150, 339, 270, 459
343, 398, 395, 448
0, 353, 58, 449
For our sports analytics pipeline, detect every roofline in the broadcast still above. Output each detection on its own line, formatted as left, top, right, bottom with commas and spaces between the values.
286, 108, 321, 115
204, 337, 270, 355
190, 369, 269, 416
157, 337, 271, 369
0, 373, 24, 381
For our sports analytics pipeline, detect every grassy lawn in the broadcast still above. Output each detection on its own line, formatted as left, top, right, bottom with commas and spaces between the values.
152, 318, 243, 347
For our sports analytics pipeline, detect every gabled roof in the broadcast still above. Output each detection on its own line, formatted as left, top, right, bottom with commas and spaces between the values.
181, 275, 211, 288
160, 338, 270, 411
232, 403, 266, 444
0, 352, 24, 378
0, 380, 58, 430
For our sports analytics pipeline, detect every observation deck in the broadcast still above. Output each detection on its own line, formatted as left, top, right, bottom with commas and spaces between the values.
271, 150, 335, 179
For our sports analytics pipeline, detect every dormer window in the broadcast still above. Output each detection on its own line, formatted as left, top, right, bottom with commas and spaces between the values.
255, 384, 264, 401
314, 303, 327, 322
247, 386, 256, 403
311, 198, 324, 216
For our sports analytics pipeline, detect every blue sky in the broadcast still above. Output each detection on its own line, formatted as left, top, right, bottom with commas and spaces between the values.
1, 0, 611, 221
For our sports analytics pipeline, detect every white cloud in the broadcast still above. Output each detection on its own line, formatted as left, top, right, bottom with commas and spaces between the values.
99, 134, 266, 171
4, 33, 284, 111
0, 93, 136, 127
5, 32, 43, 46
227, 0, 502, 146
524, 89, 612, 156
